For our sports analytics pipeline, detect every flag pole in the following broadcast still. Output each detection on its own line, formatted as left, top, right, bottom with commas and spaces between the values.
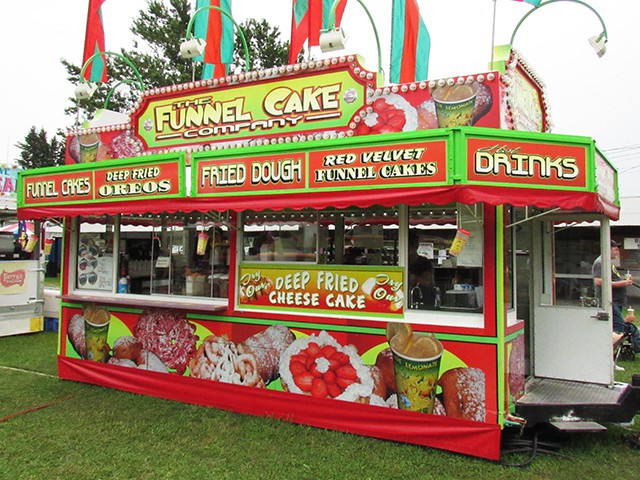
490, 0, 498, 66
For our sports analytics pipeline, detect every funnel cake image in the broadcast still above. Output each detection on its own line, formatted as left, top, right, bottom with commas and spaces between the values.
279, 331, 381, 403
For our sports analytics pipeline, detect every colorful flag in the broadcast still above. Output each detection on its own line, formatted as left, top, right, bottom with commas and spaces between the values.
289, 0, 348, 64
82, 0, 107, 82
512, 0, 542, 6
194, 0, 234, 79
390, 0, 430, 84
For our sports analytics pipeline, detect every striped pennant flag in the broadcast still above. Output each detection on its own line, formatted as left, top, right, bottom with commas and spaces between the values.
390, 0, 430, 84
289, 0, 348, 64
82, 0, 107, 82
512, 0, 542, 6
194, 0, 234, 79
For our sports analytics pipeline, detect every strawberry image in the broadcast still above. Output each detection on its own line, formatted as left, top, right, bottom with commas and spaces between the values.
355, 94, 418, 136
279, 331, 376, 403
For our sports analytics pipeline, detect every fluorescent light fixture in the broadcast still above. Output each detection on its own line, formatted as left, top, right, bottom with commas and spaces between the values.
319, 27, 347, 53
74, 82, 98, 101
588, 33, 607, 58
180, 38, 206, 59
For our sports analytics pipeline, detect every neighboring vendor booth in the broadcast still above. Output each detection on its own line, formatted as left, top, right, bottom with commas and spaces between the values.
0, 164, 44, 336
17, 52, 640, 460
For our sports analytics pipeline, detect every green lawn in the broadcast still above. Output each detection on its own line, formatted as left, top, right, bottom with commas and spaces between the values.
1, 331, 638, 480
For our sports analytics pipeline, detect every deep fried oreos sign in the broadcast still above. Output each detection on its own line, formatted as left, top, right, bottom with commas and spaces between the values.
19, 157, 184, 206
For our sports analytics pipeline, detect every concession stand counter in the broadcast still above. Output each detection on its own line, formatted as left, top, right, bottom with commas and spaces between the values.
17, 51, 640, 460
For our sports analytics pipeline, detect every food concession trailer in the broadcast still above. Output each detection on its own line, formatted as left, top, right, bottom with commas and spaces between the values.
17, 50, 640, 460
0, 164, 44, 337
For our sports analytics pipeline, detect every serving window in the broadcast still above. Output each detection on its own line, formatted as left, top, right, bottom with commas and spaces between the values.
76, 216, 115, 291
73, 213, 229, 299
242, 207, 400, 266
239, 204, 484, 319
408, 204, 484, 314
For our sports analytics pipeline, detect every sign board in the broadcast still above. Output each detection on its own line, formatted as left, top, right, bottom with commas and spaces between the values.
19, 154, 186, 207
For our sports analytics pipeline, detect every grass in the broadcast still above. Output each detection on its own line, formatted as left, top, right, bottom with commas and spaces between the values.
43, 275, 61, 290
1, 332, 639, 480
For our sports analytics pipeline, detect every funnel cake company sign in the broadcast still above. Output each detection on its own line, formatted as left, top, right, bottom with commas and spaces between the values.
131, 61, 373, 150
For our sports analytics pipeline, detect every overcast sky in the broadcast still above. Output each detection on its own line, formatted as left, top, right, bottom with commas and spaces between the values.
1, 0, 638, 194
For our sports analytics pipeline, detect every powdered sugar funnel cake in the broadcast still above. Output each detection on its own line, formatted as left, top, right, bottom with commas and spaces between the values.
279, 331, 374, 402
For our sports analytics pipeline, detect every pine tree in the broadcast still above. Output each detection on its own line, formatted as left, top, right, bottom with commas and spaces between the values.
15, 127, 65, 169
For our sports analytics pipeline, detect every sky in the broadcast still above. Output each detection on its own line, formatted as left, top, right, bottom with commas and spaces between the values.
1, 0, 639, 195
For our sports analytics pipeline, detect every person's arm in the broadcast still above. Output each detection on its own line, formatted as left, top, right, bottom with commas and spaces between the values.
612, 276, 633, 288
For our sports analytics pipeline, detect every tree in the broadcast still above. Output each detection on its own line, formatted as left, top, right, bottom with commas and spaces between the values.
15, 127, 65, 169
233, 18, 293, 72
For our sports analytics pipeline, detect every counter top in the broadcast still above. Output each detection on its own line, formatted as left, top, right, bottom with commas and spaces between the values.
61, 293, 228, 313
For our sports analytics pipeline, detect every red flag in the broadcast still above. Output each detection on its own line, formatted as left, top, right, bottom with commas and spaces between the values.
82, 0, 107, 82
289, 0, 348, 64
194, 0, 234, 79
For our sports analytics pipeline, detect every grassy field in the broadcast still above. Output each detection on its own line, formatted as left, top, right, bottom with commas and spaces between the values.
1, 331, 639, 480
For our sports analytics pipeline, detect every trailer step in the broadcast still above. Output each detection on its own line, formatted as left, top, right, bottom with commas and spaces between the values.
549, 421, 607, 433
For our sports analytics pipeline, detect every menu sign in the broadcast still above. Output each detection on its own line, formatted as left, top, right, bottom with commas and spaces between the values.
238, 264, 404, 317
196, 153, 306, 194
19, 156, 185, 207
194, 138, 448, 196
466, 137, 587, 188
308, 140, 448, 188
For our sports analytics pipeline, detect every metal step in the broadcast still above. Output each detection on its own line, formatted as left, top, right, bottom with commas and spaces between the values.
549, 421, 607, 433
515, 377, 640, 425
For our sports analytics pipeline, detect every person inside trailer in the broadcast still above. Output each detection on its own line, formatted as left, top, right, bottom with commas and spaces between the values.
408, 255, 441, 310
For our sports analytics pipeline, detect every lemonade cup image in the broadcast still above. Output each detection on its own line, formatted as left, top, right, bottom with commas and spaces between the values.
432, 84, 478, 128
78, 133, 101, 163
84, 307, 111, 362
390, 332, 443, 413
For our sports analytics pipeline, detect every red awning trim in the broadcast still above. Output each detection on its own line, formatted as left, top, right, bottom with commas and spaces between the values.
59, 356, 501, 460
18, 184, 618, 220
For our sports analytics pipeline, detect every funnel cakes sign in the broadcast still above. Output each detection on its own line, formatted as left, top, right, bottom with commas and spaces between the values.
131, 59, 375, 151
19, 155, 185, 207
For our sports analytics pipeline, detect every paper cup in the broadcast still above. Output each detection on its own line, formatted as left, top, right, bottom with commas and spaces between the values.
449, 228, 471, 257
390, 333, 443, 413
196, 232, 209, 255
432, 84, 478, 128
79, 133, 100, 163
23, 234, 39, 253
44, 238, 54, 256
